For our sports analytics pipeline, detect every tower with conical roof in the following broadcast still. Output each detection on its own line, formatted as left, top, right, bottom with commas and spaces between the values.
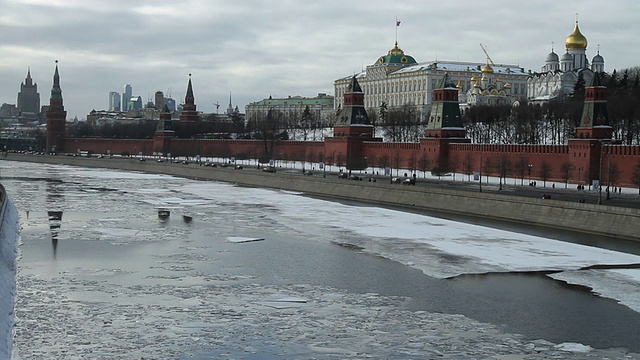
420, 73, 470, 172
425, 73, 465, 139
46, 61, 67, 153
179, 74, 200, 122
17, 68, 40, 117
577, 72, 611, 140
568, 71, 613, 189
326, 75, 378, 170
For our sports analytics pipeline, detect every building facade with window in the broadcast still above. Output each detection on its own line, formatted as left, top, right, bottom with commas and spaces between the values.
334, 42, 528, 119
244, 93, 335, 130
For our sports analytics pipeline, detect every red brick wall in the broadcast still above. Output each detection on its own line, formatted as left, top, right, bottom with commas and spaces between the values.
61, 136, 640, 186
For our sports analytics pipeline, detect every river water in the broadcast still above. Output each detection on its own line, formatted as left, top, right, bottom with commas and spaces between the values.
3, 161, 640, 359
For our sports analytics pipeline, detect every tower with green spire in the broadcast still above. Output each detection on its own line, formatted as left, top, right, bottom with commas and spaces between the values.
420, 73, 469, 173
326, 75, 379, 170
46, 61, 67, 153
425, 73, 465, 139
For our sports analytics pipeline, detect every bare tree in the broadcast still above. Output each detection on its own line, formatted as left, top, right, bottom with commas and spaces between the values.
539, 161, 552, 187
514, 156, 529, 186
379, 154, 390, 173
449, 154, 460, 181
632, 159, 640, 195
462, 153, 473, 181
418, 152, 430, 178
560, 162, 573, 189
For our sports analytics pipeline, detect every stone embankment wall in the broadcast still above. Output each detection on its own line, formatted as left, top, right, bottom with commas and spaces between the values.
6, 154, 640, 242
0, 184, 19, 358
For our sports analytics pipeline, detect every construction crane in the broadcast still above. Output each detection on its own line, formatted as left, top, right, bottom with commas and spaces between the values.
479, 43, 495, 66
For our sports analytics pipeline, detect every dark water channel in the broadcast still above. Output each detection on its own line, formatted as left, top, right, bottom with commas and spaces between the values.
214, 234, 640, 353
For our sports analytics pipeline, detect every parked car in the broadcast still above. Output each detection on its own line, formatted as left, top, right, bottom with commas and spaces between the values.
391, 177, 402, 184
262, 166, 277, 173
403, 178, 416, 185
338, 173, 348, 179
348, 175, 362, 181
234, 165, 243, 169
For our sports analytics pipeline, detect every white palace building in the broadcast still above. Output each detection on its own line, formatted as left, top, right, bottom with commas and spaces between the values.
333, 42, 528, 119
334, 19, 605, 118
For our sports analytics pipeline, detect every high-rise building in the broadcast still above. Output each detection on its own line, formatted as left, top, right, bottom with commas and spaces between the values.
17, 68, 41, 117
128, 96, 143, 111
164, 97, 176, 112
109, 91, 121, 111
154, 91, 164, 110
122, 84, 132, 113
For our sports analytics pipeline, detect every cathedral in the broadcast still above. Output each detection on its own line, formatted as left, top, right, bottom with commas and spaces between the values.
527, 20, 605, 103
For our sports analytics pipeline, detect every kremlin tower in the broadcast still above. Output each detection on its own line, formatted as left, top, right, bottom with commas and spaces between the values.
179, 74, 200, 122
46, 61, 67, 153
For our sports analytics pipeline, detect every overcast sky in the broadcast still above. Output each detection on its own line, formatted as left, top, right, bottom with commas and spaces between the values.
1, 0, 639, 119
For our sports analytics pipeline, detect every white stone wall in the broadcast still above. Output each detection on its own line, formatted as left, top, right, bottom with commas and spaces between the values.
0, 194, 19, 359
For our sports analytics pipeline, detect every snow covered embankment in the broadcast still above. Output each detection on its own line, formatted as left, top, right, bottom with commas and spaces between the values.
0, 186, 19, 359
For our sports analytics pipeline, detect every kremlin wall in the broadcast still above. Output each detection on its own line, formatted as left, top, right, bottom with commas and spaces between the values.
46, 64, 640, 188
39, 21, 640, 189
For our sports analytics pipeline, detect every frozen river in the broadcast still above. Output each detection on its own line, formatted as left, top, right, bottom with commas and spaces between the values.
4, 161, 640, 359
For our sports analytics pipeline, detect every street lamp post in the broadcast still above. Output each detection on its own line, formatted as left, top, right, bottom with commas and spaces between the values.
527, 164, 533, 185
479, 153, 483, 193
498, 159, 503, 191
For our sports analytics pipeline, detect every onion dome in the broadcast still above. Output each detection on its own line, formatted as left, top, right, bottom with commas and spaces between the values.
561, 51, 573, 62
456, 80, 463, 89
496, 76, 503, 83
566, 21, 587, 49
481, 75, 488, 81
546, 51, 559, 62
470, 75, 478, 82
504, 83, 512, 89
375, 42, 417, 66
592, 52, 604, 64
473, 82, 481, 88
481, 63, 494, 74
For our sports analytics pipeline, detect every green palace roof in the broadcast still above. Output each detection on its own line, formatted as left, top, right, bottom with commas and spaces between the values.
374, 42, 417, 66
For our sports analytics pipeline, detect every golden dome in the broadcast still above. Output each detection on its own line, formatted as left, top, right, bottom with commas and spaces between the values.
496, 76, 503, 82
481, 75, 488, 81
388, 41, 405, 56
456, 80, 463, 89
481, 63, 494, 74
504, 83, 512, 89
474, 82, 481, 88
566, 21, 587, 49
470, 75, 478, 82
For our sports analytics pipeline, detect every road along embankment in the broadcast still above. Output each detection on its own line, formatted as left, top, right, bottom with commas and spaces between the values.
5, 154, 640, 243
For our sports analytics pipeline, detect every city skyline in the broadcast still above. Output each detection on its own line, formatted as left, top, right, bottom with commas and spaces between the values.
1, 0, 639, 120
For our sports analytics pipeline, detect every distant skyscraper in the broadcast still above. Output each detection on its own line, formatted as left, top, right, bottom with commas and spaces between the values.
164, 97, 176, 112
154, 91, 164, 110
109, 91, 121, 111
122, 84, 132, 112
17, 68, 40, 116
128, 96, 143, 111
